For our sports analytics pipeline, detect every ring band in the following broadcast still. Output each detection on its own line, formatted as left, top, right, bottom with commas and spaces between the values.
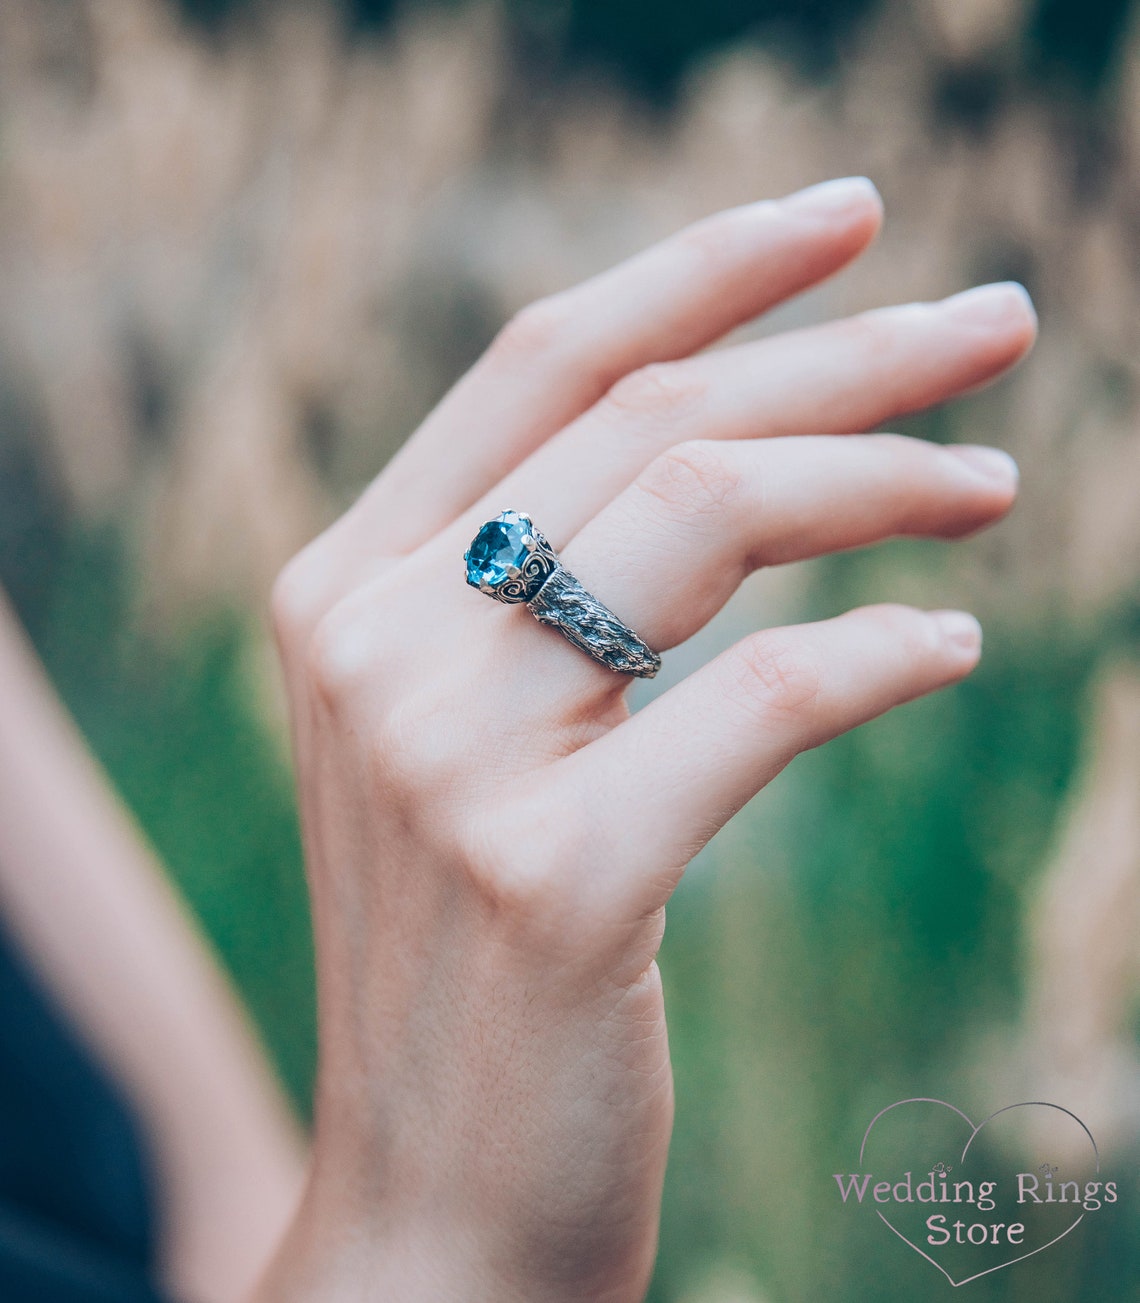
464, 510, 662, 679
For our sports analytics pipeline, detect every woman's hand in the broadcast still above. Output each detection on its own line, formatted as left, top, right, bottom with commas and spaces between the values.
256, 178, 1034, 1302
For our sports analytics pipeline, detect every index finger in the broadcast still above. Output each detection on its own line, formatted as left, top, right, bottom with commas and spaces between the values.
342, 178, 884, 554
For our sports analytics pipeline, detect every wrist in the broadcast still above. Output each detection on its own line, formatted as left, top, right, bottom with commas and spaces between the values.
250, 1159, 654, 1303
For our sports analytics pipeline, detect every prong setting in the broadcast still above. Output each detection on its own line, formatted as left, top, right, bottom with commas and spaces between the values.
463, 508, 661, 677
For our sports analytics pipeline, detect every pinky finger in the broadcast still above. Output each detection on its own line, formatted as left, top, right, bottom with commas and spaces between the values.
567, 604, 982, 917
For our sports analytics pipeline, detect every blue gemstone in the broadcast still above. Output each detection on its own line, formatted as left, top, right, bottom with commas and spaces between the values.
465, 511, 532, 588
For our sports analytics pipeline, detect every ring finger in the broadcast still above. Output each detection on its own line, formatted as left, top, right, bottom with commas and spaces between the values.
550, 432, 1018, 662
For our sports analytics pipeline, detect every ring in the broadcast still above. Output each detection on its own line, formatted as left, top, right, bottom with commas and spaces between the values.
464, 510, 662, 679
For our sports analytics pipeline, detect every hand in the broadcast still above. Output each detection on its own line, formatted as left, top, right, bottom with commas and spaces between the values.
256, 177, 1034, 1302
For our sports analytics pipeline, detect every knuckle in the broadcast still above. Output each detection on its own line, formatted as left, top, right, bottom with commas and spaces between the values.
674, 207, 749, 272
487, 295, 570, 365
465, 843, 557, 924
338, 691, 474, 837
834, 308, 884, 352
733, 634, 822, 722
270, 549, 324, 652
375, 690, 462, 796
862, 432, 927, 489
868, 602, 940, 657
458, 829, 555, 932
637, 440, 740, 518
605, 362, 707, 425
460, 795, 585, 932
848, 301, 926, 348
864, 430, 913, 459
303, 602, 374, 710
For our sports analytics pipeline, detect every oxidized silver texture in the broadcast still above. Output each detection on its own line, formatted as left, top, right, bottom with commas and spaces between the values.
467, 513, 662, 679
527, 566, 661, 678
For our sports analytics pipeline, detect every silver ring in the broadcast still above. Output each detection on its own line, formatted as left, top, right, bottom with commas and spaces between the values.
464, 510, 662, 679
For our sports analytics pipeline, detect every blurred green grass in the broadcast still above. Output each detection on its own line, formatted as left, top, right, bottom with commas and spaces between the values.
7, 521, 317, 1116
8, 506, 1120, 1299
649, 568, 1101, 1301
4, 0, 1140, 1282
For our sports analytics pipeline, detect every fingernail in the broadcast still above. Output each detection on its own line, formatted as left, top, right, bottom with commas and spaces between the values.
782, 176, 882, 219
948, 444, 1019, 486
931, 609, 983, 653
943, 281, 1037, 328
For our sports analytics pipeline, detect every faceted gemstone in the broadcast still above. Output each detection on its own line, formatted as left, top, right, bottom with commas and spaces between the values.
465, 510, 531, 588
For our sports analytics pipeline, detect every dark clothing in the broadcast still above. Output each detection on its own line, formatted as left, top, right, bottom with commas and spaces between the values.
0, 921, 164, 1301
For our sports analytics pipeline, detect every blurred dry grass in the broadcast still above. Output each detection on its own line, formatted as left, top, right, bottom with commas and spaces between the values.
3, 0, 1140, 619
1, 0, 1138, 1297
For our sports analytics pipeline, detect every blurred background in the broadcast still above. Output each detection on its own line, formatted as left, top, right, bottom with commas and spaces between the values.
1, 0, 1139, 1298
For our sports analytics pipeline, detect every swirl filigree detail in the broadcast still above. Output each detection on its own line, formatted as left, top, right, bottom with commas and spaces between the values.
466, 512, 660, 677
522, 548, 556, 587
488, 531, 558, 604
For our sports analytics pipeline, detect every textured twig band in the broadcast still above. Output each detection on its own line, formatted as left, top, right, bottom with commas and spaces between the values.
528, 566, 661, 678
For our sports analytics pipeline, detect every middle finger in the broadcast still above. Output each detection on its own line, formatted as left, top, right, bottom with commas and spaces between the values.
443, 281, 1035, 557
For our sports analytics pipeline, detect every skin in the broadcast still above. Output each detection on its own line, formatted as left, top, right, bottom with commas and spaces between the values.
252, 177, 1036, 1301
0, 590, 306, 1303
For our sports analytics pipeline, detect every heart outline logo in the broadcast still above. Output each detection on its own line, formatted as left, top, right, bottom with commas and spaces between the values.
859, 1098, 1099, 1287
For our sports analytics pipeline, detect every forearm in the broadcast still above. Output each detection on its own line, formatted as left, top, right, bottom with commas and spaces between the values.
0, 590, 305, 1303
